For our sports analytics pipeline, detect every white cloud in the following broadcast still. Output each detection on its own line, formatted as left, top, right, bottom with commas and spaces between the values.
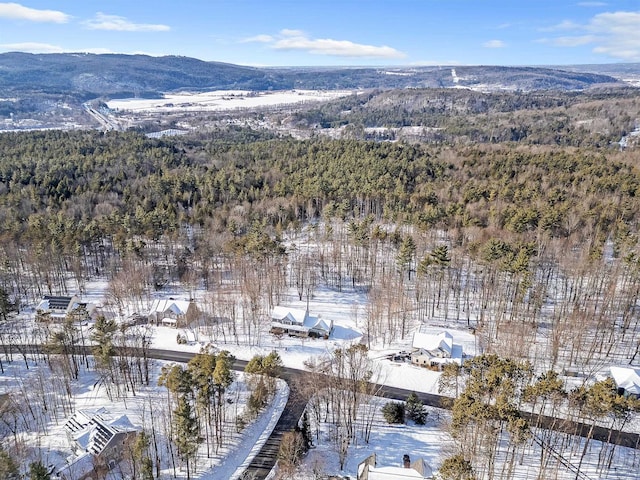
0, 2, 69, 23
280, 29, 305, 37
244, 29, 405, 59
587, 11, 640, 60
83, 13, 170, 32
540, 20, 582, 32
538, 10, 640, 61
0, 42, 64, 53
241, 34, 273, 43
483, 40, 506, 48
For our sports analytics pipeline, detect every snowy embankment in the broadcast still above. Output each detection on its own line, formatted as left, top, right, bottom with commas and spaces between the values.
204, 379, 289, 480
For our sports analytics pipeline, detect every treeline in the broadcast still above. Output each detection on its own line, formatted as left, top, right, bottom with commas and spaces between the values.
1, 130, 639, 243
288, 87, 638, 146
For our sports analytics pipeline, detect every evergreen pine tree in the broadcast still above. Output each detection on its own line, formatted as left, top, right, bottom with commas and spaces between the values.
173, 396, 200, 480
29, 461, 51, 480
406, 392, 428, 425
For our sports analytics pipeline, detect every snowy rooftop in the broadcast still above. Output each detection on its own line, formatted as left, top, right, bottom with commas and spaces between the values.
610, 366, 640, 395
271, 306, 332, 335
148, 298, 192, 316
412, 331, 453, 355
367, 465, 427, 480
271, 306, 308, 324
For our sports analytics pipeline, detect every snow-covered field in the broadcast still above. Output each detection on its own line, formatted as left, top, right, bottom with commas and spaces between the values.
106, 89, 354, 113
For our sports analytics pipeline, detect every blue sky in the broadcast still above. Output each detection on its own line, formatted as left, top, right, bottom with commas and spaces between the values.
0, 1, 638, 66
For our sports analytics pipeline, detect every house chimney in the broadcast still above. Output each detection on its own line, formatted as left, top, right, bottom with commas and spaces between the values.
403, 454, 411, 468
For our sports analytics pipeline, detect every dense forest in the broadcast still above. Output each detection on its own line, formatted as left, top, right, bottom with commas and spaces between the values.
0, 129, 639, 247
1, 130, 640, 367
286, 87, 639, 147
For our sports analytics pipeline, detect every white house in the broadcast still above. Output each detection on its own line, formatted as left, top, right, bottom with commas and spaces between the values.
147, 298, 198, 327
610, 366, 640, 398
411, 331, 463, 368
270, 306, 333, 338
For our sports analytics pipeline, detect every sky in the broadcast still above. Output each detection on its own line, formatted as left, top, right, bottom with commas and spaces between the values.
0, 1, 638, 66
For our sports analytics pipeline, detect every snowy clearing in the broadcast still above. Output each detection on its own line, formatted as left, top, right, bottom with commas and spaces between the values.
106, 90, 355, 113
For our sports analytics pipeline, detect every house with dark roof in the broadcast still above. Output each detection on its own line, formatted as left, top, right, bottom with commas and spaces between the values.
36, 295, 82, 321
55, 408, 139, 479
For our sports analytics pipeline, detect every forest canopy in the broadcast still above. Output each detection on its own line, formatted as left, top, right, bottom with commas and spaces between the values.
0, 130, 638, 248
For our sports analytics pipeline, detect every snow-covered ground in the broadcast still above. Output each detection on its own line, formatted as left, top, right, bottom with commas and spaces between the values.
106, 89, 354, 114
142, 282, 476, 396
0, 355, 288, 479
4, 222, 640, 479
294, 402, 640, 480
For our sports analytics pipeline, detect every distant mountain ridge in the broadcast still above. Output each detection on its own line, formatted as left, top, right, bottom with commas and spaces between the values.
0, 52, 626, 98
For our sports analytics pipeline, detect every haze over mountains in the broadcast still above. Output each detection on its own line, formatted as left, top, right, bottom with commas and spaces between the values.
0, 52, 631, 97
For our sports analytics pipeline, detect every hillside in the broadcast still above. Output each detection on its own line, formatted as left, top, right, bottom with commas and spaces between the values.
1, 52, 633, 133
0, 52, 292, 96
0, 53, 623, 98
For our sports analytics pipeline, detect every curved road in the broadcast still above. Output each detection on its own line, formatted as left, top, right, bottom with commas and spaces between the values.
145, 348, 640, 479
14, 346, 640, 479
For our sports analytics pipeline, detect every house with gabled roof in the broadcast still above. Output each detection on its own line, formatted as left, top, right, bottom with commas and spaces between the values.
55, 408, 139, 479
411, 331, 463, 368
36, 295, 81, 321
147, 298, 198, 327
270, 306, 333, 338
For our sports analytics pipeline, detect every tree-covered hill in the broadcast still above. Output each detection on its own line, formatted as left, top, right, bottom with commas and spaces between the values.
0, 53, 622, 98
286, 87, 639, 147
0, 52, 292, 96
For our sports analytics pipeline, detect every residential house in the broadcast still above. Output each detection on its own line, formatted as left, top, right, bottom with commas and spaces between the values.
147, 298, 198, 327
270, 306, 333, 338
55, 408, 139, 479
411, 331, 463, 368
610, 366, 640, 398
358, 454, 433, 480
36, 295, 87, 321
